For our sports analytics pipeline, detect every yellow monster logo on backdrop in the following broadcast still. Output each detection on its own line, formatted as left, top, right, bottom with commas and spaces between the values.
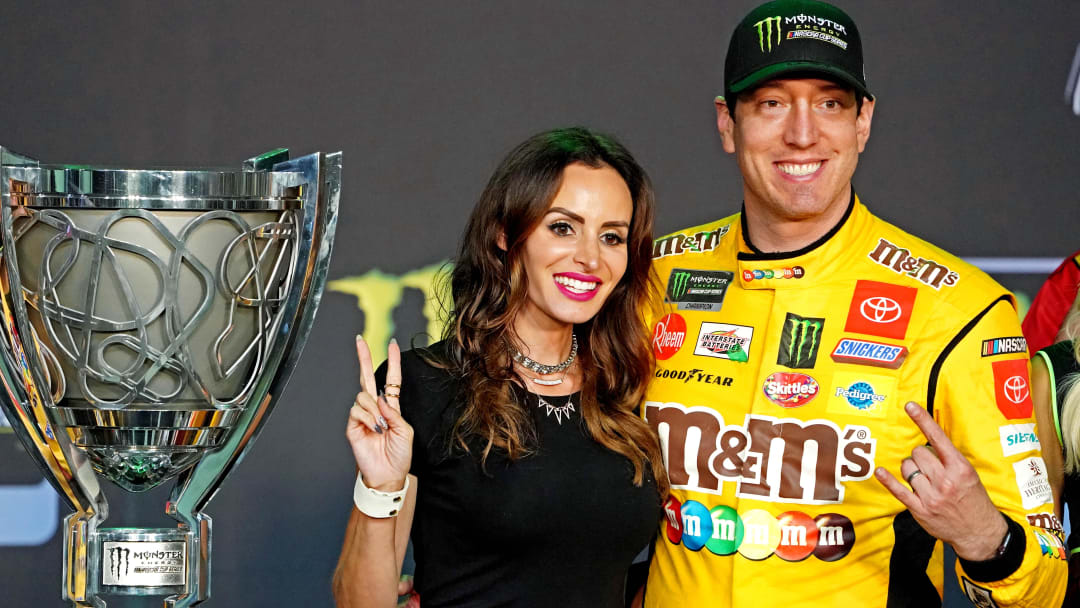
328, 262, 450, 364
327, 262, 1033, 366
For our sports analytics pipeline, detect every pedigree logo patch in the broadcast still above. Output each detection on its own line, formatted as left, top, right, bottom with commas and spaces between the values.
843, 280, 917, 340
826, 371, 896, 419
991, 359, 1033, 420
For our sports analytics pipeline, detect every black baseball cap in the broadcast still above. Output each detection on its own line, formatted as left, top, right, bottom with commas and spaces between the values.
723, 0, 872, 103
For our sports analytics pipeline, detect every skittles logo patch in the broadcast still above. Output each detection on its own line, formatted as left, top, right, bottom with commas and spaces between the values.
762, 372, 819, 408
663, 496, 855, 562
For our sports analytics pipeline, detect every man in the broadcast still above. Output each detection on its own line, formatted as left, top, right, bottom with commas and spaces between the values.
642, 1, 1067, 606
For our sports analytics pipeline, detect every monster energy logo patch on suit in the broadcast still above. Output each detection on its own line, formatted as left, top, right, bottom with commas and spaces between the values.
665, 268, 733, 312
755, 16, 782, 52
777, 313, 825, 369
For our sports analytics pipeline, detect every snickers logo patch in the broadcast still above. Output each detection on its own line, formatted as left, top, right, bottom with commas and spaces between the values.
830, 338, 907, 369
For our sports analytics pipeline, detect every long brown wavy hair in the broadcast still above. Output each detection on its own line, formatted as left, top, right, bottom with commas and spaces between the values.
435, 127, 667, 496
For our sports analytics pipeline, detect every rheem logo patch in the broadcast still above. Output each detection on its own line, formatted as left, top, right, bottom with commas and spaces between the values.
653, 313, 687, 361
992, 359, 1033, 420
843, 280, 917, 340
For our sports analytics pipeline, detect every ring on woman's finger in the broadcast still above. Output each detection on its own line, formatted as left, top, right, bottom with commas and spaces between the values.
905, 469, 925, 485
385, 384, 401, 398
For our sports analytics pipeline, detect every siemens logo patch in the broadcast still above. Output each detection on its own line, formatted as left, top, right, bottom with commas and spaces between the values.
982, 336, 1028, 357
999, 423, 1040, 457
830, 338, 907, 369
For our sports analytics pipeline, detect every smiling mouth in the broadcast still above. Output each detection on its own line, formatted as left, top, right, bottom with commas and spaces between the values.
554, 275, 598, 294
777, 161, 822, 176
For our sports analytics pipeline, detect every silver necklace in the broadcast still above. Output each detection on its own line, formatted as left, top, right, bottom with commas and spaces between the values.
533, 392, 576, 425
516, 360, 571, 386
509, 334, 578, 376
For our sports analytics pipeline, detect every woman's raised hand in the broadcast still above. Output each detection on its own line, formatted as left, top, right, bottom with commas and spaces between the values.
346, 336, 413, 491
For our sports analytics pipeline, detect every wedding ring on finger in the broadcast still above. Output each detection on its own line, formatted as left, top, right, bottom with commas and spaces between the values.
905, 469, 925, 486
384, 383, 401, 399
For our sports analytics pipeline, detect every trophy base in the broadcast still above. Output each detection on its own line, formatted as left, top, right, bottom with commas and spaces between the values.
64, 512, 211, 608
97, 529, 188, 592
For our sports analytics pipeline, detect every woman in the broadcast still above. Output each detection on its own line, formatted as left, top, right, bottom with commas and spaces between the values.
333, 127, 667, 608
1032, 289, 1080, 605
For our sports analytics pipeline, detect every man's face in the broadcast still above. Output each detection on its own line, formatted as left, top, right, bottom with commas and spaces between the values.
717, 78, 874, 225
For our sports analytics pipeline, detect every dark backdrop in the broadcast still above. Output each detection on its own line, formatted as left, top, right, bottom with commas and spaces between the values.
1, 2, 1078, 606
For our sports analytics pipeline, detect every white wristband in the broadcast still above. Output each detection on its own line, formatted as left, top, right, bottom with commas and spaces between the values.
353, 472, 409, 518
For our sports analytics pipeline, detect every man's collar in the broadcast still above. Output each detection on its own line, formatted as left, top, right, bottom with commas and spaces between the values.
734, 191, 870, 290
738, 189, 856, 260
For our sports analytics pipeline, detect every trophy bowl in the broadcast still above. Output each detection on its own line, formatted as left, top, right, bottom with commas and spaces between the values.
0, 147, 340, 607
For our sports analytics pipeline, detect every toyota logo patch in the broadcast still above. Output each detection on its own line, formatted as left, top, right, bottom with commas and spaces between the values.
859, 297, 902, 323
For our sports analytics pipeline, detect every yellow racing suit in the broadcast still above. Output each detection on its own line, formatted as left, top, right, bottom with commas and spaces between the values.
642, 195, 1066, 607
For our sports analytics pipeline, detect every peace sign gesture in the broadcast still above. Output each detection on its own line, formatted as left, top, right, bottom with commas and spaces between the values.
346, 336, 413, 492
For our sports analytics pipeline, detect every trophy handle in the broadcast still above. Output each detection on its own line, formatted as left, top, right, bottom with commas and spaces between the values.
0, 147, 111, 606
162, 151, 341, 607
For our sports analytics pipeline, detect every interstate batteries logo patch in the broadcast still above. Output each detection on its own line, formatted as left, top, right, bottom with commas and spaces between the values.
694, 323, 753, 362
665, 268, 733, 312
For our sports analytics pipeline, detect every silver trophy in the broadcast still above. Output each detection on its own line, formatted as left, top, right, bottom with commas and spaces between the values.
0, 147, 340, 606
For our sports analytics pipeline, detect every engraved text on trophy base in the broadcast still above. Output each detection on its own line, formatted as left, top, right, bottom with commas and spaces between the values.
101, 540, 187, 587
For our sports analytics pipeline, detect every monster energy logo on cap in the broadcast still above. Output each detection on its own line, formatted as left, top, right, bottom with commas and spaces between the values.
724, 0, 873, 104
665, 268, 733, 312
777, 312, 824, 369
754, 16, 782, 52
